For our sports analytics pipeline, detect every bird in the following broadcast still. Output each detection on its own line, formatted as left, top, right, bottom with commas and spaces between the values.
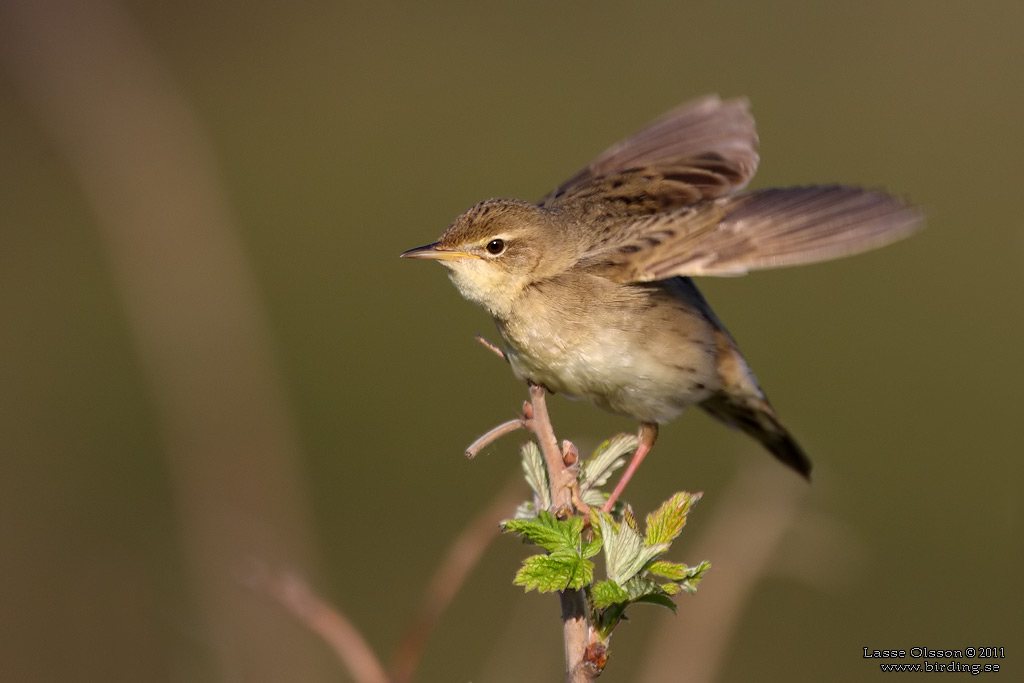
401, 95, 920, 510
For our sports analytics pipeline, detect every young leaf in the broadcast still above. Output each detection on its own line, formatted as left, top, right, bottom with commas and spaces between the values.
579, 434, 637, 492
581, 535, 603, 560
513, 550, 593, 592
645, 559, 710, 592
592, 579, 630, 609
633, 593, 677, 612
645, 492, 702, 546
580, 487, 607, 509
645, 560, 692, 581
595, 602, 629, 640
503, 511, 584, 554
594, 511, 668, 586
521, 441, 551, 510
673, 560, 711, 594
621, 506, 640, 533
622, 575, 662, 601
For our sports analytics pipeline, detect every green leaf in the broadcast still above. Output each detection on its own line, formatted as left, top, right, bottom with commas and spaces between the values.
674, 560, 711, 594
595, 602, 628, 640
634, 593, 677, 612
645, 560, 691, 580
592, 579, 630, 608
645, 492, 702, 546
579, 434, 636, 492
503, 511, 583, 553
505, 512, 600, 593
593, 576, 679, 638
513, 550, 594, 592
520, 441, 551, 510
594, 511, 669, 586
648, 559, 711, 594
581, 535, 603, 560
622, 575, 662, 601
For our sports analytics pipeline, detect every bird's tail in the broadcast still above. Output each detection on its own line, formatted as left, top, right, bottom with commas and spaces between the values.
700, 391, 812, 479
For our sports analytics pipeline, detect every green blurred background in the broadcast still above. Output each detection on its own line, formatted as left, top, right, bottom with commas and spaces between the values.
1, 1, 1021, 681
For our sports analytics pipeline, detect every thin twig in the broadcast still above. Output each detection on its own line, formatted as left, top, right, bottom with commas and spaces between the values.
475, 334, 508, 361
465, 418, 526, 459
243, 566, 389, 683
569, 482, 592, 516
390, 477, 526, 683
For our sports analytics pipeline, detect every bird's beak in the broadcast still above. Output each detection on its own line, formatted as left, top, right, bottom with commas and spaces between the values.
400, 242, 478, 261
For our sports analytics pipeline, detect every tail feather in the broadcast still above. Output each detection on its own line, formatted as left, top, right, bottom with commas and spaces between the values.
700, 392, 812, 479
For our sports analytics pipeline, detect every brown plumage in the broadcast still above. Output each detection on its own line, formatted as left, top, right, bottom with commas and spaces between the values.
402, 95, 921, 509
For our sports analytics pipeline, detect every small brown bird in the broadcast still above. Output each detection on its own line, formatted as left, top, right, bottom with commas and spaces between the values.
402, 95, 920, 509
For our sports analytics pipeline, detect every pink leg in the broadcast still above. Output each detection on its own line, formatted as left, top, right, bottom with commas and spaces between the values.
602, 423, 659, 512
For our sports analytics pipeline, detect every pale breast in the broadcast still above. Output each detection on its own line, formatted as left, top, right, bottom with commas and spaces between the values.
496, 274, 723, 423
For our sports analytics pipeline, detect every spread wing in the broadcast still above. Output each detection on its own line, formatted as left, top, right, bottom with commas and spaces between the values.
539, 96, 759, 219
578, 185, 923, 281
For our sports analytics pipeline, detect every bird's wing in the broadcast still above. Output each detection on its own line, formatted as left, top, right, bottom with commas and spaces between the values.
539, 96, 759, 218
578, 185, 922, 281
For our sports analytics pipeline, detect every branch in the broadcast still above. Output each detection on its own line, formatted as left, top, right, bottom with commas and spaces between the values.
244, 479, 525, 683
525, 385, 595, 683
526, 384, 578, 510
0, 2, 324, 677
475, 334, 508, 361
466, 388, 576, 508
466, 383, 596, 682
243, 565, 389, 683
465, 418, 526, 459
390, 477, 525, 683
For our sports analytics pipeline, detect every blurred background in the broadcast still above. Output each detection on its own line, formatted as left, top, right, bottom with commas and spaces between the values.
1, 1, 1021, 681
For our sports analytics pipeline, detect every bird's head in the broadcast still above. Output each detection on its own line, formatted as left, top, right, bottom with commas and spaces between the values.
401, 199, 577, 317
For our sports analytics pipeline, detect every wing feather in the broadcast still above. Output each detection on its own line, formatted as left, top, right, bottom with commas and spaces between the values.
580, 186, 922, 282
540, 96, 759, 216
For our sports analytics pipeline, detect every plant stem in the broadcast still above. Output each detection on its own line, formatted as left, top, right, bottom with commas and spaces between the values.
527, 384, 597, 683
527, 384, 576, 507
561, 588, 593, 683
465, 382, 599, 681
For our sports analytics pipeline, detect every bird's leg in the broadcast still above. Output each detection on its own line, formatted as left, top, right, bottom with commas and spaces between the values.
602, 422, 659, 512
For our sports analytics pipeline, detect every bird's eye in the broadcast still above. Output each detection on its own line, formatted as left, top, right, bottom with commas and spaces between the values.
485, 238, 506, 255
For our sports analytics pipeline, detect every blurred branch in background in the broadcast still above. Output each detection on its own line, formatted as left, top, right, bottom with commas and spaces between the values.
639, 458, 862, 682
245, 477, 524, 683
0, 1, 328, 680
390, 476, 525, 683
244, 565, 390, 683
244, 446, 859, 682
